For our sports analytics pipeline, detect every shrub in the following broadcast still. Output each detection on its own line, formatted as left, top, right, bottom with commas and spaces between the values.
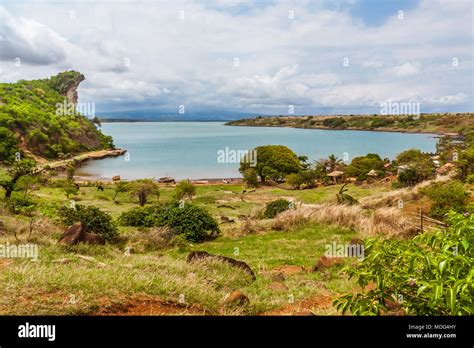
7, 195, 35, 214
118, 205, 159, 227
345, 153, 384, 180
175, 179, 196, 200
286, 170, 316, 189
263, 199, 292, 218
129, 179, 160, 206
154, 201, 219, 242
57, 204, 118, 241
420, 181, 469, 219
396, 149, 435, 186
334, 212, 473, 315
119, 201, 219, 243
242, 168, 259, 188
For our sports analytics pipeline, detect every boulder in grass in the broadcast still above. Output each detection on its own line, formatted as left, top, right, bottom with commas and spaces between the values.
187, 251, 256, 281
58, 222, 85, 245
311, 256, 344, 272
223, 291, 250, 307
58, 222, 105, 245
82, 232, 105, 245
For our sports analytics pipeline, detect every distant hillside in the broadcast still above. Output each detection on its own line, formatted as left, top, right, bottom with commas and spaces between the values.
226, 113, 474, 135
0, 71, 114, 163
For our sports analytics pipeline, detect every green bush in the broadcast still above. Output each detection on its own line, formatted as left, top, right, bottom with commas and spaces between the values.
420, 181, 469, 219
119, 201, 219, 243
175, 180, 196, 200
345, 153, 385, 180
7, 195, 35, 214
118, 205, 159, 227
396, 149, 435, 186
57, 204, 118, 241
242, 168, 259, 188
154, 201, 219, 242
263, 199, 292, 218
334, 212, 473, 315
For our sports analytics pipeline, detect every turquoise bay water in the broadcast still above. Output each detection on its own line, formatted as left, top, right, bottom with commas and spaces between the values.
77, 122, 438, 180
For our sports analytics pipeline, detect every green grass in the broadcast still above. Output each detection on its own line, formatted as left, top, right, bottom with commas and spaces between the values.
0, 223, 358, 315
0, 181, 383, 315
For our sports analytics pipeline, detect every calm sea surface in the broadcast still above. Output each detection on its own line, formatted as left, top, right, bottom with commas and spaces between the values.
77, 122, 438, 180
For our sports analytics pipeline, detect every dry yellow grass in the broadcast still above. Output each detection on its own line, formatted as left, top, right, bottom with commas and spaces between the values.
272, 203, 417, 238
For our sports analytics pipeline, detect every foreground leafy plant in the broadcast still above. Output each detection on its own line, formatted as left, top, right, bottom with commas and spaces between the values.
334, 212, 473, 315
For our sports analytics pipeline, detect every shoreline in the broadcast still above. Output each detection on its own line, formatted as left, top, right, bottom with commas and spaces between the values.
65, 172, 243, 185
39, 148, 127, 171
225, 123, 448, 136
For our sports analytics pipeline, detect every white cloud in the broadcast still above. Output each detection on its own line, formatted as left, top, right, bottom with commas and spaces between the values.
391, 62, 420, 77
0, 0, 472, 113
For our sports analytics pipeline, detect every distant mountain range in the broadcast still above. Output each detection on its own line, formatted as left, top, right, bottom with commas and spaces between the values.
97, 109, 263, 122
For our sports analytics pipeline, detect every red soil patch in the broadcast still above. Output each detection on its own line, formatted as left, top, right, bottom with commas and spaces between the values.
0, 259, 13, 270
262, 292, 333, 316
95, 295, 207, 316
270, 265, 305, 276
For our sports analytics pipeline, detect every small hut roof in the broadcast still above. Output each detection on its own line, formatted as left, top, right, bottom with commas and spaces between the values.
367, 169, 378, 177
327, 170, 344, 177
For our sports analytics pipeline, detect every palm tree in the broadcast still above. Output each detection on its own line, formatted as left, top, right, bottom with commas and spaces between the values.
320, 154, 343, 173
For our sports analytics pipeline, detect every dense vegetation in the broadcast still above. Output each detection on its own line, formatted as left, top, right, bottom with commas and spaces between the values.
335, 212, 473, 315
0, 71, 113, 162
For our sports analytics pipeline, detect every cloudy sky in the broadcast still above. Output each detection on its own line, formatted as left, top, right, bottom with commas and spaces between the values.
0, 0, 472, 115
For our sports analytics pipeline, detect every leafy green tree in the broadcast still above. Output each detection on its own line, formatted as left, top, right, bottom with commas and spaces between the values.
112, 181, 129, 201
322, 154, 344, 172
0, 127, 19, 162
240, 145, 301, 183
334, 212, 473, 315
345, 153, 384, 180
420, 181, 469, 219
62, 180, 79, 198
395, 149, 435, 186
242, 168, 259, 188
14, 175, 39, 198
286, 170, 317, 189
175, 179, 196, 200
0, 159, 36, 198
129, 179, 160, 206
66, 163, 76, 181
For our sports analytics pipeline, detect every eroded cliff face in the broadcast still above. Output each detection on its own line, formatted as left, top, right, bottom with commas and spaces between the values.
48, 70, 85, 105
65, 74, 85, 105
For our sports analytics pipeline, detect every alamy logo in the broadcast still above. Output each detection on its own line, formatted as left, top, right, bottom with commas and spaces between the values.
325, 242, 364, 261
217, 147, 257, 167
18, 322, 56, 341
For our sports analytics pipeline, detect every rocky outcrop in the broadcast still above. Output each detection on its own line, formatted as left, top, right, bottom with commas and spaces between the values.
48, 70, 85, 105
187, 251, 256, 281
58, 222, 105, 245
223, 291, 250, 307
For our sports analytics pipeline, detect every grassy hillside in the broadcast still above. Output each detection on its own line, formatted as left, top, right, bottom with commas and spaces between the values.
227, 113, 474, 134
0, 71, 114, 163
